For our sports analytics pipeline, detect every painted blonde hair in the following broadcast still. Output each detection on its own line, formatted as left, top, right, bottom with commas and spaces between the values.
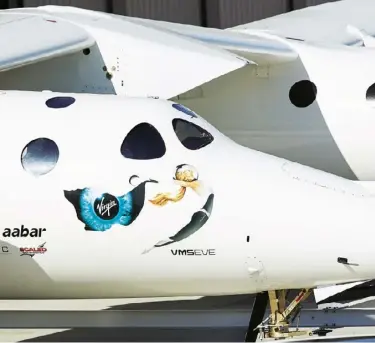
149, 167, 196, 207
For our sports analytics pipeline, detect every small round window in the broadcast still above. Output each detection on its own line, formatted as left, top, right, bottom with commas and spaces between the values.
172, 118, 214, 150
121, 122, 166, 160
366, 83, 375, 101
289, 80, 317, 108
21, 138, 59, 176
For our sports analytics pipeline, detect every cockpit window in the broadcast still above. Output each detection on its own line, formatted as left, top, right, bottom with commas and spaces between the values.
21, 138, 59, 176
172, 103, 198, 118
121, 122, 166, 160
172, 118, 214, 150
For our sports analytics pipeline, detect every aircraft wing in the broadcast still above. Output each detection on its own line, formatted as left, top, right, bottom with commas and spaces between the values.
314, 280, 374, 309
232, 0, 375, 46
1, 1, 373, 98
34, 5, 298, 66
115, 15, 298, 65
0, 14, 95, 72
0, 5, 299, 99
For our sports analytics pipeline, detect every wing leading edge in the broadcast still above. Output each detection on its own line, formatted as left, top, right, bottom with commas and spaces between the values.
108, 14, 299, 65
0, 14, 95, 72
232, 0, 375, 46
0, 6, 298, 99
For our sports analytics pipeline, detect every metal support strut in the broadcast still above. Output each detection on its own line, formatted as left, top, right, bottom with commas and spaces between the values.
245, 292, 269, 342
259, 288, 313, 340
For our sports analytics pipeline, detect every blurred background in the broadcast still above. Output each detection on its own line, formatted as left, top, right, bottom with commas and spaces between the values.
0, 0, 338, 28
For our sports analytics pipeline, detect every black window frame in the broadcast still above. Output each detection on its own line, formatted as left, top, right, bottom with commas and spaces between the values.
172, 118, 214, 151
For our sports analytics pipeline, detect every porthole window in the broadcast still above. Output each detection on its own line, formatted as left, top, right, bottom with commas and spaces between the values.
289, 80, 317, 108
120, 122, 166, 160
172, 118, 214, 150
172, 103, 198, 118
46, 96, 76, 109
366, 83, 375, 101
21, 138, 59, 176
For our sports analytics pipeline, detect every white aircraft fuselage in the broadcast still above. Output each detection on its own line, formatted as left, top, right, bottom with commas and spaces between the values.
181, 42, 375, 182
1, 90, 375, 299
0, 2, 375, 181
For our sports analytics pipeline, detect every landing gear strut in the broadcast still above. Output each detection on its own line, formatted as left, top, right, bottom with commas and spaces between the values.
245, 288, 313, 341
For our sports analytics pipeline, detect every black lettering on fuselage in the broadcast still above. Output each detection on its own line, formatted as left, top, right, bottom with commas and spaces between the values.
2, 225, 46, 238
171, 249, 216, 256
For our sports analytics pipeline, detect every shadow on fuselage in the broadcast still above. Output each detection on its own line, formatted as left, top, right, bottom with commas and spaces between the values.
0, 43, 115, 95
177, 53, 358, 180
0, 239, 53, 298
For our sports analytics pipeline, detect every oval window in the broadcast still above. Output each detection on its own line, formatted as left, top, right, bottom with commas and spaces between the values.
21, 138, 59, 176
172, 118, 214, 150
46, 96, 76, 109
120, 122, 166, 160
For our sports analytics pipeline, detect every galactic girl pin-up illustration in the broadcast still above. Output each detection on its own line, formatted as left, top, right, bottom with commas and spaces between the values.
142, 164, 214, 254
64, 164, 214, 252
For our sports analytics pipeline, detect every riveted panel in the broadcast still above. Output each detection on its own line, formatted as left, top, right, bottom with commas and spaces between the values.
113, 0, 202, 25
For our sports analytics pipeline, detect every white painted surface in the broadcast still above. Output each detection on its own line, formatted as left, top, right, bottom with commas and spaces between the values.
234, 0, 375, 46
0, 91, 375, 299
1, 2, 375, 180
0, 6, 251, 99
0, 13, 95, 72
